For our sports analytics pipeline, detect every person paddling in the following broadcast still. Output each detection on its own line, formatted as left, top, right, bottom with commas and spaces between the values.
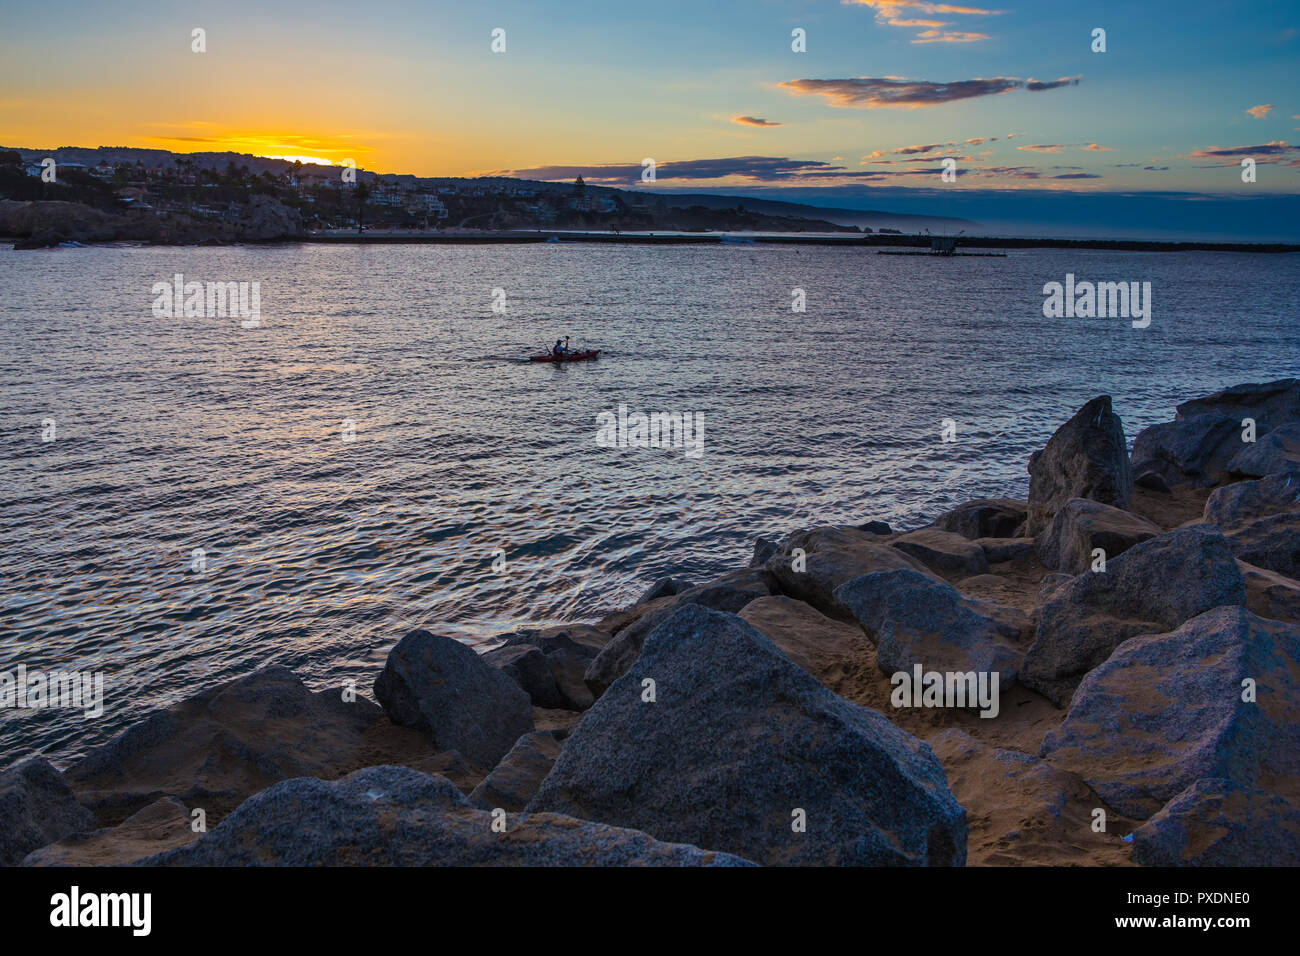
552, 336, 571, 357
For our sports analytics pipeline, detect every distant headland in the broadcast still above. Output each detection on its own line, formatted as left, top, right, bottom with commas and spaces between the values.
1, 145, 1297, 253
0, 144, 966, 249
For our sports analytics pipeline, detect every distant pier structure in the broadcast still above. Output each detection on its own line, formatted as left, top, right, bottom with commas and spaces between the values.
875, 234, 1006, 257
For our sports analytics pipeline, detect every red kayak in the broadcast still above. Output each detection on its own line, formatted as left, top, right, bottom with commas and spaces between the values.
529, 349, 601, 363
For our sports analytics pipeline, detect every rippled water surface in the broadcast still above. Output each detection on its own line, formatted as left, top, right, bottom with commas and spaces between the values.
2, 242, 1297, 761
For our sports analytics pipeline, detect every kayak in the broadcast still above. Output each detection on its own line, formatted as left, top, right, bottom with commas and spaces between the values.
529, 349, 601, 363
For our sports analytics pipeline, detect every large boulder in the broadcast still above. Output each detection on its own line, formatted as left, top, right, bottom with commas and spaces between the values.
1135, 380, 1300, 488
1201, 466, 1300, 581
484, 624, 611, 711
1223, 513, 1300, 579
583, 610, 671, 700
23, 797, 195, 866
1035, 498, 1160, 573
932, 499, 1027, 540
637, 577, 694, 604
594, 593, 676, 637
533, 604, 968, 866
374, 631, 533, 769
891, 528, 990, 577
0, 758, 96, 866
469, 731, 563, 813
67, 665, 426, 824
834, 569, 1025, 693
1175, 378, 1300, 430
675, 568, 771, 613
1203, 470, 1300, 529
1040, 606, 1300, 819
1131, 778, 1300, 867
582, 569, 770, 697
749, 536, 780, 568
482, 644, 565, 709
1227, 423, 1300, 478
1130, 416, 1245, 489
1027, 396, 1133, 535
1021, 526, 1246, 707
140, 766, 751, 866
763, 525, 939, 619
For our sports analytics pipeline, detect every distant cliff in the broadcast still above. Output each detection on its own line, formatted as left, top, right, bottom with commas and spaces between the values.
0, 196, 305, 248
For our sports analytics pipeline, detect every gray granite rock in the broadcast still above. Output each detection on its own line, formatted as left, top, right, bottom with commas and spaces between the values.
374, 631, 533, 769
762, 525, 939, 619
892, 527, 990, 577
637, 576, 694, 604
1175, 378, 1300, 430
536, 604, 968, 866
933, 499, 1027, 540
1227, 422, 1300, 478
583, 568, 771, 698
0, 758, 96, 866
1022, 526, 1246, 707
1040, 606, 1300, 819
835, 569, 1024, 691
1131, 778, 1300, 867
140, 766, 752, 866
482, 643, 565, 709
1035, 498, 1159, 573
1203, 470, 1300, 530
1223, 513, 1300, 579
67, 665, 394, 823
1130, 415, 1244, 489
1027, 396, 1133, 535
750, 536, 780, 568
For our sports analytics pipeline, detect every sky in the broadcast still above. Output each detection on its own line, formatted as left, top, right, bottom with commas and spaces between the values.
3, 0, 1299, 237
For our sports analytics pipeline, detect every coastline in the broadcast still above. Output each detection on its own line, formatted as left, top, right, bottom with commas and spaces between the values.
5, 378, 1300, 866
299, 231, 1300, 253
7, 230, 1300, 253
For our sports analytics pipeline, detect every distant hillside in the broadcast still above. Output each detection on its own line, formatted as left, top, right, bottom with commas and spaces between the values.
634, 192, 978, 233
5, 145, 974, 232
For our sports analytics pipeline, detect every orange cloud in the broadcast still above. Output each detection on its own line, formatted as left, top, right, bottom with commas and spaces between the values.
1246, 104, 1274, 118
731, 115, 782, 127
779, 75, 1078, 109
846, 0, 1001, 44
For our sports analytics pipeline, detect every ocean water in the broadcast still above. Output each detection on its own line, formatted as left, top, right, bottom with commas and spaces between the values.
1, 242, 1297, 763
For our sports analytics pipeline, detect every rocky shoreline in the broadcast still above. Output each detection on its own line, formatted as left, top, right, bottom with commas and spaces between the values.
4, 379, 1300, 866
0, 198, 305, 249
4, 200, 1300, 252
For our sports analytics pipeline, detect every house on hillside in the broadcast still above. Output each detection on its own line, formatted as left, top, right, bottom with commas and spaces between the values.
406, 193, 448, 218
